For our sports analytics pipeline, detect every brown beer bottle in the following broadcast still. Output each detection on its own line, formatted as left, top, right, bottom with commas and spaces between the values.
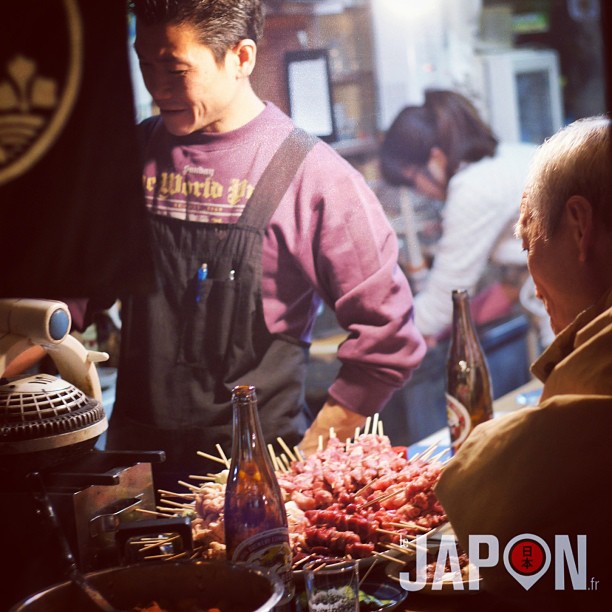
446, 289, 494, 454
224, 385, 295, 608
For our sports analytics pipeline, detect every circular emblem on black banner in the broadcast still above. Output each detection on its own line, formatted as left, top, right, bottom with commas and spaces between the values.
0, 0, 82, 186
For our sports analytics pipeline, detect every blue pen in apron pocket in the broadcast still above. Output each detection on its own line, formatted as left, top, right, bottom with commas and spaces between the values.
195, 263, 208, 303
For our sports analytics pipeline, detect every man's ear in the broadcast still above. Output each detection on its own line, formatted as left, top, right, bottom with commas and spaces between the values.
232, 38, 257, 77
565, 195, 594, 263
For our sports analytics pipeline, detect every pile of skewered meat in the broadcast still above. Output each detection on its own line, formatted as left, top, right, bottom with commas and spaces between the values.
276, 434, 447, 564
151, 432, 448, 567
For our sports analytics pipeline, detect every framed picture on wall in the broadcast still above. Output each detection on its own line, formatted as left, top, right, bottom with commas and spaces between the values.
285, 48, 337, 143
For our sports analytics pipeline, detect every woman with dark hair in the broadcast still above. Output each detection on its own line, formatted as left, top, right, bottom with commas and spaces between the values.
381, 90, 537, 343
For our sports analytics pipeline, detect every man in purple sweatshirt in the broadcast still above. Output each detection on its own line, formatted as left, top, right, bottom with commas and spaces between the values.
108, 0, 425, 490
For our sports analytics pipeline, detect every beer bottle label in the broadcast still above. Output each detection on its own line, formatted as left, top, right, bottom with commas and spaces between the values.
230, 527, 294, 603
446, 393, 471, 451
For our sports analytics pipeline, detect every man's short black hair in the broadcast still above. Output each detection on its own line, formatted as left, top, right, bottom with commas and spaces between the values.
131, 0, 264, 63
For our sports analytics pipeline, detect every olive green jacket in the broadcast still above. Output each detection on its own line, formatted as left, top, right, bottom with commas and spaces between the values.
434, 288, 612, 609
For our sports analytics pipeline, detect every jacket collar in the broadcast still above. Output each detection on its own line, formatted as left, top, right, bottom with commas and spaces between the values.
531, 287, 612, 382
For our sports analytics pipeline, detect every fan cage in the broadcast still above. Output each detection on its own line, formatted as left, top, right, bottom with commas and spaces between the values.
0, 384, 90, 424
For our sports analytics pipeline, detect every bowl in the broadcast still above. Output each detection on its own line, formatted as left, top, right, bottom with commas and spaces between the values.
294, 579, 407, 612
10, 559, 283, 612
359, 580, 408, 611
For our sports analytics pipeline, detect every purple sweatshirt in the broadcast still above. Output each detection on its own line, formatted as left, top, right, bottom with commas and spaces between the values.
141, 103, 426, 415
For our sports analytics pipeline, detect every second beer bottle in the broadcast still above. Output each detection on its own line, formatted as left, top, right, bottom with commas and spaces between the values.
446, 289, 494, 454
224, 385, 295, 609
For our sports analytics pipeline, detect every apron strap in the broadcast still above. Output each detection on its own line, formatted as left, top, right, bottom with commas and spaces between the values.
237, 127, 319, 231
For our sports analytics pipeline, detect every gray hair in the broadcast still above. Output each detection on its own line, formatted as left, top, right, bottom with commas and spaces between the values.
522, 115, 612, 240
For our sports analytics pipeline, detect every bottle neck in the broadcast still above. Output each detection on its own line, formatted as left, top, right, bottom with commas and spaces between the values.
452, 290, 474, 330
230, 386, 272, 470
232, 398, 265, 460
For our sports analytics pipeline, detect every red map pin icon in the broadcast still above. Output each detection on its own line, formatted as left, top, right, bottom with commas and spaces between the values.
503, 534, 551, 590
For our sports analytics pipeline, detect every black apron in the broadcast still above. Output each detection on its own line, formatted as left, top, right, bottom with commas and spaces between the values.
107, 128, 318, 490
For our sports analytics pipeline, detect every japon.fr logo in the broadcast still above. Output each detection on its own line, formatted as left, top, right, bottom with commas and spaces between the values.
399, 533, 600, 593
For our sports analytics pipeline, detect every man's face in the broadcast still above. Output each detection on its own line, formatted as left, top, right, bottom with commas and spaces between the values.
518, 197, 581, 334
135, 22, 240, 135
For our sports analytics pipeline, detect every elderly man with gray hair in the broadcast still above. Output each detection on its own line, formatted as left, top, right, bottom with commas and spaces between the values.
435, 116, 612, 611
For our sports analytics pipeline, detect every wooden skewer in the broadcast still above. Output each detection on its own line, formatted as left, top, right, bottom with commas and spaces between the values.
129, 537, 168, 544
353, 475, 382, 498
187, 472, 225, 481
354, 426, 361, 440
159, 489, 196, 498
317, 435, 323, 452
358, 557, 379, 587
143, 553, 174, 560
386, 524, 417, 535
322, 559, 351, 569
384, 542, 410, 554
155, 506, 181, 515
390, 520, 430, 533
363, 416, 371, 436
167, 551, 189, 561
280, 453, 291, 472
135, 508, 176, 518
157, 489, 181, 497
128, 540, 155, 547
408, 440, 441, 464
372, 551, 406, 565
409, 450, 422, 463
277, 437, 297, 463
270, 444, 289, 473
215, 444, 230, 468
406, 540, 431, 554
158, 499, 194, 510
358, 486, 404, 510
329, 426, 336, 439
376, 527, 404, 538
430, 448, 451, 463
267, 443, 280, 472
385, 540, 429, 555
417, 441, 442, 463
293, 446, 304, 462
345, 438, 351, 452
197, 451, 229, 467
372, 413, 379, 437
299, 558, 326, 572
178, 481, 201, 493
138, 535, 179, 553
378, 420, 384, 436
291, 553, 316, 569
